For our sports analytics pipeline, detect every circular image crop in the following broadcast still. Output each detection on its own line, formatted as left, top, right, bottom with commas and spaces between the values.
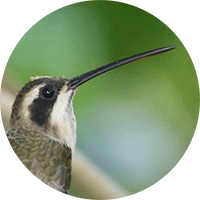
1, 1, 199, 199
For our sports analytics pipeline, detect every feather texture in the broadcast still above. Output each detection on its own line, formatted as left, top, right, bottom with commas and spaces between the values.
7, 128, 72, 193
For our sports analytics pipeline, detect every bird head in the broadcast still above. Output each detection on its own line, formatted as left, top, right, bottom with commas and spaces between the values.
10, 76, 77, 150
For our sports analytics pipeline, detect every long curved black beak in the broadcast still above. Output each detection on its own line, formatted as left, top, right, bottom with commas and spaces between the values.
68, 46, 176, 90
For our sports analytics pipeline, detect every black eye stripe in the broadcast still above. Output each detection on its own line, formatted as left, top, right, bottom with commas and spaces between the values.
29, 86, 59, 126
29, 96, 57, 126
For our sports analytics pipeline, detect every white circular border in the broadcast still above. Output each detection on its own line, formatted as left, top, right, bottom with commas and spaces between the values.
0, 1, 199, 200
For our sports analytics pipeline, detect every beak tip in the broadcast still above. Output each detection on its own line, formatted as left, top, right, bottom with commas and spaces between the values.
172, 45, 177, 49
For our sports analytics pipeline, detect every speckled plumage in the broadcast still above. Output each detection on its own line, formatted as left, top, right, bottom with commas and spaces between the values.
7, 128, 72, 193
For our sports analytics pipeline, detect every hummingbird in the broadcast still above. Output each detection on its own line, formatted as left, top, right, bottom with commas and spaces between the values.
7, 46, 176, 194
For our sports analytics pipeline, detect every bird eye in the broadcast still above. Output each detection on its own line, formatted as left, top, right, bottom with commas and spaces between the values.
42, 87, 55, 99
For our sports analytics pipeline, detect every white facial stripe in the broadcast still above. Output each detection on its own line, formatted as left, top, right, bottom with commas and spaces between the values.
30, 76, 51, 81
50, 85, 77, 153
21, 83, 46, 123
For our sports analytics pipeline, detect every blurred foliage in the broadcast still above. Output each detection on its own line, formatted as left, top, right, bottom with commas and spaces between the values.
2, 1, 199, 198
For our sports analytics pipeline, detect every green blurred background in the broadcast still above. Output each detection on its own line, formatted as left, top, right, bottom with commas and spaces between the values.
2, 0, 199, 198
